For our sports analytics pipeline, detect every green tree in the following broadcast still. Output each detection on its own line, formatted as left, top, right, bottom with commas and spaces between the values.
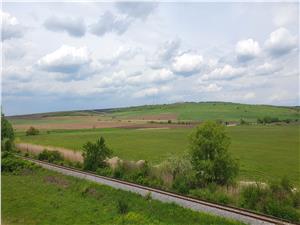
82, 136, 112, 171
26, 126, 39, 136
1, 114, 15, 151
1, 114, 14, 141
189, 121, 239, 186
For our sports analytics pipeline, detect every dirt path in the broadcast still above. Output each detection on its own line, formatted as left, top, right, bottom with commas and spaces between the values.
16, 143, 83, 162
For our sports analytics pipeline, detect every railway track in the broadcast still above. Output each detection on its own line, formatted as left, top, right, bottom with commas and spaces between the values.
20, 156, 295, 225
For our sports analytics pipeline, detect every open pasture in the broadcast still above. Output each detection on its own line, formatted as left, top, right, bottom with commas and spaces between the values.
16, 124, 300, 186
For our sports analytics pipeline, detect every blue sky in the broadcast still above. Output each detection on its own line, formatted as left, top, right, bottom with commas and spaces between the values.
1, 2, 299, 115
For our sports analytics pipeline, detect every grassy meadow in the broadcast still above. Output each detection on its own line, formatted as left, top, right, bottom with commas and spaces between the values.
2, 168, 243, 225
9, 102, 299, 125
15, 124, 300, 185
110, 102, 299, 121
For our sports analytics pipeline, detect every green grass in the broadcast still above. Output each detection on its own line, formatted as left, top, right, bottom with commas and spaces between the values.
16, 125, 300, 186
110, 102, 299, 122
2, 168, 243, 225
9, 102, 299, 125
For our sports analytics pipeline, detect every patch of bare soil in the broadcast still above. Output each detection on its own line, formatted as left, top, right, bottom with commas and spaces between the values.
16, 143, 83, 162
44, 175, 69, 188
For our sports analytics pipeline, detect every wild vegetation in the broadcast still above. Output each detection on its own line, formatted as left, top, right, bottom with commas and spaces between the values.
2, 156, 244, 225
15, 124, 300, 185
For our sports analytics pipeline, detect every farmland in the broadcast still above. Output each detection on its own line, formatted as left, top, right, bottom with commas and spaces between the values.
2, 167, 243, 225
9, 102, 299, 131
15, 124, 300, 186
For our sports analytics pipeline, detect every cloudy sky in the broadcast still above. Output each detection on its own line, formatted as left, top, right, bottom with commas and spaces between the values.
1, 2, 299, 115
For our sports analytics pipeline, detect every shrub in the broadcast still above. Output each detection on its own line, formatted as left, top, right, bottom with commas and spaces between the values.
190, 187, 232, 205
240, 180, 300, 223
167, 120, 172, 124
82, 136, 112, 171
172, 175, 191, 194
113, 164, 125, 179
1, 138, 14, 152
116, 199, 129, 214
26, 126, 39, 136
189, 121, 239, 186
240, 118, 248, 125
1, 114, 14, 141
1, 154, 38, 174
38, 149, 63, 163
96, 167, 113, 177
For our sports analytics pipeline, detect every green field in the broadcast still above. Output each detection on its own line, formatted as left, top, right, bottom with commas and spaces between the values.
9, 102, 299, 124
2, 168, 243, 225
16, 124, 300, 185
110, 102, 299, 121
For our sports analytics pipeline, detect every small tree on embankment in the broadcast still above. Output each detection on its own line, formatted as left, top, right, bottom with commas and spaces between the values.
189, 121, 239, 186
82, 136, 112, 171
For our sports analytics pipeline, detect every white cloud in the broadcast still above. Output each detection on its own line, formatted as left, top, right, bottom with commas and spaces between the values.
133, 86, 170, 98
265, 27, 297, 56
148, 38, 181, 69
235, 39, 261, 62
90, 11, 133, 36
44, 16, 86, 37
37, 45, 91, 74
197, 83, 222, 92
172, 53, 203, 75
202, 64, 245, 80
128, 69, 175, 84
255, 62, 281, 76
1, 11, 25, 41
115, 2, 157, 19
244, 92, 256, 100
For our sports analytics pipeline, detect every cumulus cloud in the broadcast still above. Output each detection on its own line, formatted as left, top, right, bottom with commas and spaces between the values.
235, 39, 261, 62
197, 83, 222, 92
172, 53, 203, 75
103, 46, 140, 66
90, 11, 132, 36
265, 27, 297, 56
1, 11, 25, 41
44, 16, 86, 37
255, 63, 281, 76
115, 2, 157, 19
37, 45, 91, 74
243, 92, 256, 100
128, 69, 175, 84
202, 64, 245, 80
148, 38, 181, 69
3, 40, 28, 60
133, 85, 170, 98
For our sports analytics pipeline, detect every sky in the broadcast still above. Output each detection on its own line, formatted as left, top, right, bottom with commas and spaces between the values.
1, 2, 299, 115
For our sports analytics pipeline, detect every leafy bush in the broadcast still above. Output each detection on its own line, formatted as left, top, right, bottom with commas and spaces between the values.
26, 126, 40, 136
82, 136, 112, 171
190, 187, 232, 205
189, 121, 239, 186
1, 154, 38, 174
1, 114, 14, 141
240, 118, 248, 125
116, 199, 129, 214
96, 167, 113, 177
172, 175, 191, 194
113, 164, 125, 179
1, 138, 14, 152
38, 149, 63, 163
240, 179, 300, 223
